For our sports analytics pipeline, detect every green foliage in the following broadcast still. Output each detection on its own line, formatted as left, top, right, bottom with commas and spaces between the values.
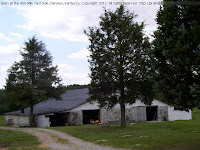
0, 115, 5, 126
53, 120, 200, 150
85, 5, 154, 127
151, 0, 200, 110
5, 36, 64, 126
0, 90, 8, 114
192, 107, 200, 120
0, 90, 22, 114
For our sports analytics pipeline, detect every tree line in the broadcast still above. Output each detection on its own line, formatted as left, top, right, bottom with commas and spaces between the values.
2, 1, 200, 127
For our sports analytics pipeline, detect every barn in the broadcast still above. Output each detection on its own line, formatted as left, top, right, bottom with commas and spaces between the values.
4, 88, 192, 127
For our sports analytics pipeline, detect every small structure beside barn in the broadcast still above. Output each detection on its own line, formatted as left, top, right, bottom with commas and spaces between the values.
5, 88, 192, 127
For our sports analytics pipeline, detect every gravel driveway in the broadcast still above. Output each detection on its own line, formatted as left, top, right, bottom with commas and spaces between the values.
0, 127, 127, 150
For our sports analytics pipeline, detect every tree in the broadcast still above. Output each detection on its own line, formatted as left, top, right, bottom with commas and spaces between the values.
64, 84, 89, 91
5, 36, 64, 126
85, 5, 154, 127
0, 90, 22, 114
151, 0, 200, 110
0, 90, 9, 114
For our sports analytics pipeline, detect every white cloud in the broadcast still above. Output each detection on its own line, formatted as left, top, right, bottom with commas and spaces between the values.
0, 44, 22, 89
67, 48, 90, 59
9, 32, 23, 39
15, 1, 103, 42
0, 63, 90, 89
0, 44, 22, 71
57, 63, 90, 85
0, 32, 12, 41
0, 65, 10, 72
0, 44, 21, 58
15, 1, 160, 42
0, 78, 6, 89
61, 72, 90, 85
57, 64, 75, 73
0, 64, 14, 89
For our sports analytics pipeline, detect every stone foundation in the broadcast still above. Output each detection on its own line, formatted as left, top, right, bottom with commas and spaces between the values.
69, 111, 83, 125
158, 106, 168, 121
5, 115, 30, 127
100, 108, 133, 124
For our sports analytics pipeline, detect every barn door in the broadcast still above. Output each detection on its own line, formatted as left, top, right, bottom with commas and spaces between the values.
83, 109, 100, 124
146, 106, 158, 121
132, 107, 146, 122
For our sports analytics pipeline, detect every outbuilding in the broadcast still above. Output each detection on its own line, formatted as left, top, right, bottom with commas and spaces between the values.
5, 88, 192, 127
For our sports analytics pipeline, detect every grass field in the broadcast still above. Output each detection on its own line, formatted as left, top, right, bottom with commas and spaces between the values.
53, 120, 200, 150
0, 108, 200, 150
53, 108, 200, 150
0, 116, 48, 150
0, 129, 50, 150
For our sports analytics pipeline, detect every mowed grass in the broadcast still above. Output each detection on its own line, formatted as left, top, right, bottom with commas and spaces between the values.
0, 108, 200, 150
0, 115, 48, 150
0, 129, 50, 150
53, 121, 200, 150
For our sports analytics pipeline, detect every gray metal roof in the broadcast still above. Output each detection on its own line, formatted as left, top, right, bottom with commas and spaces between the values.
5, 88, 89, 116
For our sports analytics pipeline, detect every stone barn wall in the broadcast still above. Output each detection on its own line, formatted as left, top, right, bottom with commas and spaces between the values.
68, 111, 83, 125
5, 115, 30, 127
100, 109, 121, 124
158, 106, 168, 121
100, 108, 133, 124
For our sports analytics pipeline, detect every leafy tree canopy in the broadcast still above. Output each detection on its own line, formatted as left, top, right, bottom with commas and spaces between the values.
0, 89, 22, 114
5, 36, 64, 126
152, 0, 200, 110
85, 5, 154, 127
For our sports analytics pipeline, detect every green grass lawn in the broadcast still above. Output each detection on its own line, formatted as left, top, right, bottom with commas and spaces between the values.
0, 129, 50, 150
53, 120, 200, 150
0, 115, 48, 150
52, 108, 200, 150
0, 108, 200, 150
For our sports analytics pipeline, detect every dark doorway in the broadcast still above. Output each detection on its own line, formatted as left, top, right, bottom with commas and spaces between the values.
146, 106, 158, 121
83, 109, 100, 124
50, 113, 68, 127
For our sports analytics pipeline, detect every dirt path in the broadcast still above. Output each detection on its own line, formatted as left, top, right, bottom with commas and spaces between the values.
0, 127, 126, 150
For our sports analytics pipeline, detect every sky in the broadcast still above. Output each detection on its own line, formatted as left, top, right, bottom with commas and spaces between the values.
0, 0, 161, 89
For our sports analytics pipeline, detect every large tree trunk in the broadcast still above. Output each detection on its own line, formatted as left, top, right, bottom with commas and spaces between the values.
120, 72, 126, 127
119, 56, 126, 127
29, 104, 34, 127
120, 99, 126, 127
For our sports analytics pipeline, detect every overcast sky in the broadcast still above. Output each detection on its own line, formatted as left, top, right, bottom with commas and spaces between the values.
0, 0, 161, 89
